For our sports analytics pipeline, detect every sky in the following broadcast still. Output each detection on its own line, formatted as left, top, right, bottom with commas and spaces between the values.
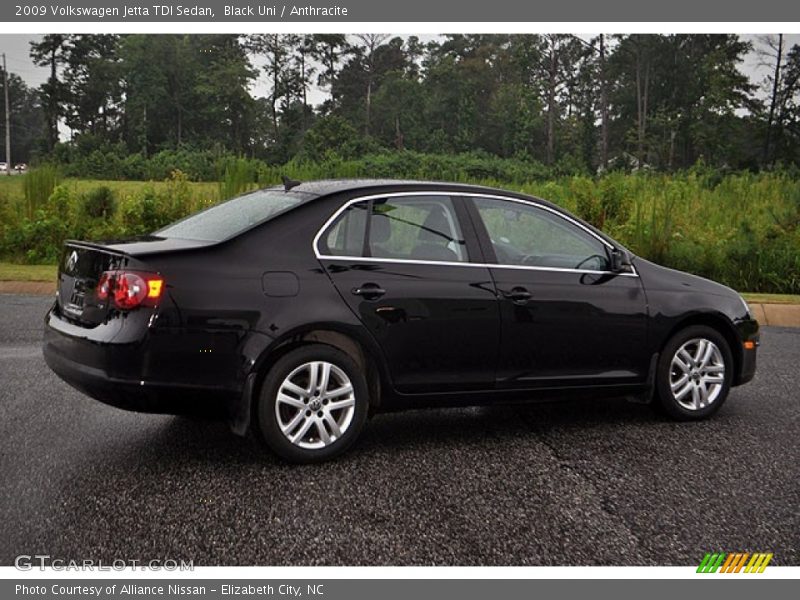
1, 33, 798, 138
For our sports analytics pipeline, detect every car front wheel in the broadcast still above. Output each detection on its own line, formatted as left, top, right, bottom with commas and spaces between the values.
655, 325, 734, 420
256, 344, 369, 463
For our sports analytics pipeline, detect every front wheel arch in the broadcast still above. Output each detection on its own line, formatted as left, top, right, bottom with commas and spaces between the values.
654, 323, 735, 420
657, 313, 743, 385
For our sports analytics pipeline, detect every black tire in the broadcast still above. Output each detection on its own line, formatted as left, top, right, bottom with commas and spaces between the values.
256, 344, 369, 463
655, 325, 734, 421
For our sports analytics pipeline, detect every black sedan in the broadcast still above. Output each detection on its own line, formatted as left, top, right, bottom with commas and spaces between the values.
44, 179, 759, 462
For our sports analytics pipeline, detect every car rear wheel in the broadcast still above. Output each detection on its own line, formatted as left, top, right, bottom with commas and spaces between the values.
256, 344, 369, 463
655, 325, 734, 420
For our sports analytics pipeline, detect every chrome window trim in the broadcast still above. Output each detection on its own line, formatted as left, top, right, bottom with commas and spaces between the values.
312, 191, 639, 278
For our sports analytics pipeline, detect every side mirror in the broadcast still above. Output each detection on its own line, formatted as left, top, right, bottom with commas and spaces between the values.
609, 248, 628, 273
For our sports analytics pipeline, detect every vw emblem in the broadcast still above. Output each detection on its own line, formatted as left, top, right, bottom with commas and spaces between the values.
65, 250, 78, 272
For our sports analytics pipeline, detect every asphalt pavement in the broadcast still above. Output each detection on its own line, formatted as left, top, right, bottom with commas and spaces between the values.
0, 294, 798, 566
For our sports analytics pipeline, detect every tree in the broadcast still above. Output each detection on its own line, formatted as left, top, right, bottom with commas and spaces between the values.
598, 34, 610, 169
352, 34, 390, 135
249, 34, 295, 140
759, 34, 784, 165
542, 35, 569, 164
773, 44, 800, 164
0, 70, 45, 162
609, 35, 662, 166
608, 35, 753, 169
29, 35, 70, 152
309, 34, 348, 110
120, 34, 256, 155
193, 35, 257, 153
120, 34, 193, 153
62, 35, 122, 140
294, 35, 316, 112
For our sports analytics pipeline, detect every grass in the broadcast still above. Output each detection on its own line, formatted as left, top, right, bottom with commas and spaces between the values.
741, 293, 800, 305
0, 263, 57, 281
1, 261, 799, 305
0, 176, 219, 204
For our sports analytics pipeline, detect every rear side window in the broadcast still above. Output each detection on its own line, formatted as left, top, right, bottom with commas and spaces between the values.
322, 202, 369, 256
319, 196, 468, 263
156, 190, 308, 242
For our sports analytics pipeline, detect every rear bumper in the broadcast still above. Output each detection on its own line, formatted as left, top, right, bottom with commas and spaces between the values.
43, 341, 232, 416
43, 308, 236, 417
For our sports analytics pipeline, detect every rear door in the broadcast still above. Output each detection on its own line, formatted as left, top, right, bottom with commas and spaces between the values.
465, 195, 649, 389
316, 193, 499, 394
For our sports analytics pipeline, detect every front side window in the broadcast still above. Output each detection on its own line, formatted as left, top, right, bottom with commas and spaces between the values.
319, 196, 469, 263
473, 197, 610, 271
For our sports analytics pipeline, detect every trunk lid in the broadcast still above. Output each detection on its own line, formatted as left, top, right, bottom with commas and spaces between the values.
57, 236, 215, 326
57, 241, 129, 326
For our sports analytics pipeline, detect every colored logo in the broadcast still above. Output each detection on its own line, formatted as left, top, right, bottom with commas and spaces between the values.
697, 552, 773, 573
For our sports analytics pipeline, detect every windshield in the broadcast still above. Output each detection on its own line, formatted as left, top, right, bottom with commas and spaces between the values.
155, 189, 309, 242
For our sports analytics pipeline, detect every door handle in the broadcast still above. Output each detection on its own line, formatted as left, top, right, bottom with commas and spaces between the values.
352, 283, 386, 300
504, 287, 532, 303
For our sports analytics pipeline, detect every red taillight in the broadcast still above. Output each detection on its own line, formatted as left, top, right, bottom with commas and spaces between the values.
96, 271, 164, 310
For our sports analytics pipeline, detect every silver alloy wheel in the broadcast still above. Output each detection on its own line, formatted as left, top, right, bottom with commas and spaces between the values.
669, 338, 726, 411
275, 361, 356, 450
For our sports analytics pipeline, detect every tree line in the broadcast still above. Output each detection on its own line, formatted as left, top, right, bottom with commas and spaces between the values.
2, 33, 799, 173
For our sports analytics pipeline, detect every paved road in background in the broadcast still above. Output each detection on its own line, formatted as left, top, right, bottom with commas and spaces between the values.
1, 294, 798, 566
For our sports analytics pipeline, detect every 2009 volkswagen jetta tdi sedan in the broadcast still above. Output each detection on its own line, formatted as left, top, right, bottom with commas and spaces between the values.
44, 179, 759, 462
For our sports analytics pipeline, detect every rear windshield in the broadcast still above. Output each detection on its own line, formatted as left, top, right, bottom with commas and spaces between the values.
155, 189, 309, 242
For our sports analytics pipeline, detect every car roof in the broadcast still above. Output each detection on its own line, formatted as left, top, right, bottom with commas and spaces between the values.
263, 178, 535, 200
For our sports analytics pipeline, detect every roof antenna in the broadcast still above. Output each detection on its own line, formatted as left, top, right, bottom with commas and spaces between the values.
281, 175, 302, 192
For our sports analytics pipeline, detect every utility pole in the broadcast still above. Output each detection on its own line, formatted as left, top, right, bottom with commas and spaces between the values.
2, 53, 10, 176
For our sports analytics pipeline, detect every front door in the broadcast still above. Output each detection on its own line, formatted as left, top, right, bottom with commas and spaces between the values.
317, 194, 499, 394
465, 195, 649, 389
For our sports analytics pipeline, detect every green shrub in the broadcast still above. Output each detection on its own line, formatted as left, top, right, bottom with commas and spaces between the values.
298, 116, 365, 162
599, 174, 630, 224
1, 210, 71, 263
218, 158, 256, 201
23, 165, 61, 220
81, 186, 117, 220
162, 170, 194, 220
46, 185, 72, 221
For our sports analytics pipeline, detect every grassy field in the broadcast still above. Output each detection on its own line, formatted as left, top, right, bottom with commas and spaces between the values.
0, 176, 219, 204
0, 263, 57, 281
1, 169, 799, 294
740, 293, 800, 305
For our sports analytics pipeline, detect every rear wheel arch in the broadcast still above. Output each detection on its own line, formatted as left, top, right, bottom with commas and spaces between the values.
249, 328, 384, 421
